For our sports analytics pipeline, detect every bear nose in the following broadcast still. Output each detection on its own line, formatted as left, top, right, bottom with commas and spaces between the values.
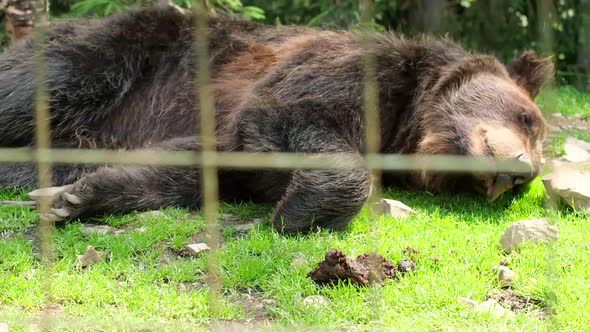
513, 152, 534, 185
486, 152, 535, 201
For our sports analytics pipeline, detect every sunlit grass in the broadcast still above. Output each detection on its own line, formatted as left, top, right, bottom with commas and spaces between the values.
1, 86, 589, 329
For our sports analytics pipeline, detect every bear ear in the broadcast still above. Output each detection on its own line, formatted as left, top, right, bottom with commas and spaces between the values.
506, 51, 554, 98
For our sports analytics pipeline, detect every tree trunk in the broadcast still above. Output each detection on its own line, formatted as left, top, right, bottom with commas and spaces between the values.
408, 0, 446, 34
4, 0, 49, 46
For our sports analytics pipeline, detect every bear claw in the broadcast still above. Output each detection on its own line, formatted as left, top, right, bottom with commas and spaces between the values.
62, 192, 82, 205
51, 208, 71, 218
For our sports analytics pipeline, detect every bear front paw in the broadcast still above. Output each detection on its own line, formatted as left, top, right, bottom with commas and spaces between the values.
28, 184, 87, 222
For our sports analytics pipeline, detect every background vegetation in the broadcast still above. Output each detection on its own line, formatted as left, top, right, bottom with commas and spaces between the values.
2, 0, 589, 90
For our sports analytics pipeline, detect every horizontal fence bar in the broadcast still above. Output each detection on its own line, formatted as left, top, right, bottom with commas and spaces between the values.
0, 148, 534, 174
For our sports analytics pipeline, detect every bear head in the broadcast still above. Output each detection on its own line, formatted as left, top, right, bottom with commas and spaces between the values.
416, 51, 554, 200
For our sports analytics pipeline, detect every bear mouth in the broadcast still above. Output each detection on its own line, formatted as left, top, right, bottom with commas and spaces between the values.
471, 171, 532, 201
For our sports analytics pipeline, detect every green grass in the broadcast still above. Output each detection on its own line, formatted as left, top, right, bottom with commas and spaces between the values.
2, 184, 588, 330
1, 86, 590, 330
538, 85, 590, 120
546, 129, 590, 157
538, 86, 590, 157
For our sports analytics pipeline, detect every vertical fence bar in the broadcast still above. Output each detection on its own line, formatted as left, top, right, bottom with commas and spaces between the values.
536, 1, 558, 329
31, 1, 54, 329
359, 0, 385, 323
192, 0, 222, 322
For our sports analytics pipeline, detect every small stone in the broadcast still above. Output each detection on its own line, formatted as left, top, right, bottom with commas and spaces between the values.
551, 112, 564, 118
493, 265, 516, 287
458, 297, 478, 308
303, 295, 328, 308
373, 198, 415, 219
186, 243, 210, 256
475, 299, 514, 318
500, 218, 558, 253
261, 299, 276, 305
290, 252, 308, 270
76, 245, 107, 268
543, 167, 590, 212
397, 260, 416, 273
28, 186, 69, 201
81, 224, 112, 236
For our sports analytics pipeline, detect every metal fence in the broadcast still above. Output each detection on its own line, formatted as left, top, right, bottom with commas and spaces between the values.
0, 0, 563, 330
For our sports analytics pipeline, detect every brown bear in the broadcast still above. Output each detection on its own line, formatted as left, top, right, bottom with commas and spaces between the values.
0, 6, 552, 233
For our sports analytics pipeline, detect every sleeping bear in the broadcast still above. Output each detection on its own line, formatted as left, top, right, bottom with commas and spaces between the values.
0, 6, 553, 233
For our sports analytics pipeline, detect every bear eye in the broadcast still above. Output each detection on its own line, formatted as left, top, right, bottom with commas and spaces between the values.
521, 112, 533, 131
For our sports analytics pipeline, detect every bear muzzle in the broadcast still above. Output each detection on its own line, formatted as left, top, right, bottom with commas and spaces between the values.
485, 152, 535, 201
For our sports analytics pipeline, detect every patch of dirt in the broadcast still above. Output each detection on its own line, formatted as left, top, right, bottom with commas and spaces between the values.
547, 113, 590, 134
488, 289, 549, 320
157, 247, 180, 266
308, 249, 415, 286
220, 214, 264, 238
176, 280, 207, 293
545, 113, 590, 155
402, 246, 420, 262
238, 290, 275, 323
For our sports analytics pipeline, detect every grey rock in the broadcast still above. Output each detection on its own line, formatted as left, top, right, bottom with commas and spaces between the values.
81, 224, 112, 236
373, 198, 415, 219
186, 243, 210, 256
563, 137, 590, 162
475, 299, 514, 318
76, 245, 107, 268
397, 260, 416, 273
493, 265, 516, 287
500, 218, 558, 253
566, 137, 590, 151
543, 167, 590, 212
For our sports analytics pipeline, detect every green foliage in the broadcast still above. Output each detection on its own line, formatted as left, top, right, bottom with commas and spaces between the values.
1, 0, 589, 89
60, 0, 264, 20
241, 0, 399, 29
70, 0, 130, 17
244, 0, 589, 89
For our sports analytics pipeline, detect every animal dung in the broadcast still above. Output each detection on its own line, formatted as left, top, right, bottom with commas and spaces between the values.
308, 249, 415, 286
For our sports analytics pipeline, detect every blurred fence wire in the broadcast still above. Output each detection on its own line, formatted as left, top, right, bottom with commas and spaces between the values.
0, 0, 560, 329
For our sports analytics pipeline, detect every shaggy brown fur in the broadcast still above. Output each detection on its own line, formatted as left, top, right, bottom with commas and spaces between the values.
0, 7, 553, 233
